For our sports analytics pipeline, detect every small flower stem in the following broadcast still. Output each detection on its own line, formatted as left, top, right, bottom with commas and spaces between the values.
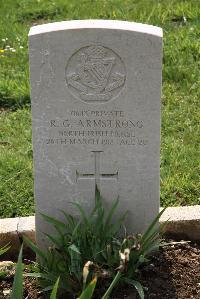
101, 271, 122, 299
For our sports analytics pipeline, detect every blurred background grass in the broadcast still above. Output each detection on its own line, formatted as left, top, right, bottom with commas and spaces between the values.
0, 0, 199, 217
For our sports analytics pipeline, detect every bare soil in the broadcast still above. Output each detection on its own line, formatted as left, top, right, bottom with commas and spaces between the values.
0, 240, 199, 299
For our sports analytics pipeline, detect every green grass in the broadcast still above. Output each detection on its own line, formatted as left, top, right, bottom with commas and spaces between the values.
0, 0, 199, 217
0, 108, 34, 217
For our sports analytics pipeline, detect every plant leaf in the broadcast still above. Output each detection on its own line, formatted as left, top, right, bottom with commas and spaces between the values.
23, 236, 47, 262
50, 277, 60, 299
68, 244, 81, 254
140, 220, 168, 257
61, 211, 76, 229
123, 278, 144, 299
0, 271, 7, 278
11, 245, 23, 299
102, 271, 122, 299
141, 208, 166, 245
44, 232, 61, 248
0, 244, 10, 256
72, 202, 89, 227
71, 219, 81, 239
41, 213, 66, 229
105, 198, 119, 228
78, 276, 97, 299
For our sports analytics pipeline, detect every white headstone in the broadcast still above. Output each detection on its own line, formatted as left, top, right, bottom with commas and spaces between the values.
29, 20, 162, 247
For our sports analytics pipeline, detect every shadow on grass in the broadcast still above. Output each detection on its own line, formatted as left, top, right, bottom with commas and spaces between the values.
0, 94, 30, 110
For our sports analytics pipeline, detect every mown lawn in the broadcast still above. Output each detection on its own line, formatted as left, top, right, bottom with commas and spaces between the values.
0, 0, 199, 217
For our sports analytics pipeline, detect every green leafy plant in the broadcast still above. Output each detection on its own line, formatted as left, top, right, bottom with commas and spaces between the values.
101, 208, 166, 299
24, 188, 166, 299
24, 186, 126, 297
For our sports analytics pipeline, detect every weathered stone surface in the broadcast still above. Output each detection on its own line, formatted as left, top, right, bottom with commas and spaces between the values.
160, 205, 200, 240
29, 20, 162, 248
18, 216, 35, 243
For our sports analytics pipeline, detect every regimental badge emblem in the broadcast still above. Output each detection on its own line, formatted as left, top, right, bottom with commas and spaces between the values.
66, 45, 126, 103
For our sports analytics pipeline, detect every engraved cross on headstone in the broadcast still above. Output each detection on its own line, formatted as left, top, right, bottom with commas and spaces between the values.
76, 151, 118, 188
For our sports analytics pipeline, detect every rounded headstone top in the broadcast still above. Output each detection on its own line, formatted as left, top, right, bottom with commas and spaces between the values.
29, 20, 163, 37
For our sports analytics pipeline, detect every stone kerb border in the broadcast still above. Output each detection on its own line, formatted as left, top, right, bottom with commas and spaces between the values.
0, 206, 200, 256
